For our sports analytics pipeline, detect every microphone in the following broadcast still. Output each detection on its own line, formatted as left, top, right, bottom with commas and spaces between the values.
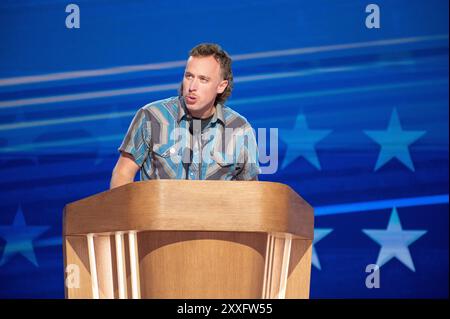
182, 145, 192, 180
179, 96, 191, 179
180, 96, 201, 179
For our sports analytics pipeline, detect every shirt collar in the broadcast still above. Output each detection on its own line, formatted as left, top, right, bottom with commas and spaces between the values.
177, 96, 225, 126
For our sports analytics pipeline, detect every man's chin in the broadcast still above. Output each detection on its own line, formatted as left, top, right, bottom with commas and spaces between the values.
185, 101, 197, 107
186, 104, 200, 112
186, 102, 206, 112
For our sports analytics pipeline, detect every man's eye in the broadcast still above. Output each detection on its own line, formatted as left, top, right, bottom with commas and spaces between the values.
200, 78, 208, 83
185, 74, 193, 79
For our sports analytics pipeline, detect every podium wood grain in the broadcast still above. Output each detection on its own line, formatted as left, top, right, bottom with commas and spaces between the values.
63, 180, 314, 299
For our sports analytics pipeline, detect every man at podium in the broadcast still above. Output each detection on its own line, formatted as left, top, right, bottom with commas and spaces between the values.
110, 43, 260, 189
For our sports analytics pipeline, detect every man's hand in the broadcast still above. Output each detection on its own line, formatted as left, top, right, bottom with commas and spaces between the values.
110, 152, 140, 189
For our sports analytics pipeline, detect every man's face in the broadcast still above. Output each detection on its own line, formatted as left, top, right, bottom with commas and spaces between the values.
182, 55, 228, 117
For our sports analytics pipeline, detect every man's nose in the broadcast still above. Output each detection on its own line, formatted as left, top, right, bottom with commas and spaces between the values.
189, 78, 199, 91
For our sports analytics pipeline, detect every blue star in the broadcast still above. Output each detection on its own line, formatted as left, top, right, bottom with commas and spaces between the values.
312, 228, 333, 270
362, 207, 426, 272
280, 114, 332, 170
364, 108, 426, 171
0, 206, 51, 267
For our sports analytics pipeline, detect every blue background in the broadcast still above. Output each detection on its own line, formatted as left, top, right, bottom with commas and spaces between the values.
0, 0, 448, 298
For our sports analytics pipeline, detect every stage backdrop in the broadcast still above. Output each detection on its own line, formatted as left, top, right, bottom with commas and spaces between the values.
0, 0, 448, 298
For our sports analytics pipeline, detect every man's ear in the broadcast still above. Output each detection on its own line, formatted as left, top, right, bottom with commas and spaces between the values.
217, 80, 228, 94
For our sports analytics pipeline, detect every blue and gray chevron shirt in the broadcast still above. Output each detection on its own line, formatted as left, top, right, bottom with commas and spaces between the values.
118, 96, 260, 181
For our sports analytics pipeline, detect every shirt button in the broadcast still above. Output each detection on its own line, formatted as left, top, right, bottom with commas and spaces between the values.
170, 147, 176, 155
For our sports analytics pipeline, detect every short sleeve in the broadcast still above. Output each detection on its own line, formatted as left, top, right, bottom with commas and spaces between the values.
118, 108, 151, 167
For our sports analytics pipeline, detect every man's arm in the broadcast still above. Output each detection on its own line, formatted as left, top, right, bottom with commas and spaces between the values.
110, 152, 140, 189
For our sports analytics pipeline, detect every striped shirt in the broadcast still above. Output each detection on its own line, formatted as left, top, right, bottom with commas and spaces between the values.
118, 96, 260, 181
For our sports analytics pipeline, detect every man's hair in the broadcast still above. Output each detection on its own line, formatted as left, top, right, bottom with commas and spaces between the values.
181, 43, 234, 105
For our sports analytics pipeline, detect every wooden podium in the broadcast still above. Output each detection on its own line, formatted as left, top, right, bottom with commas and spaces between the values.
63, 180, 314, 299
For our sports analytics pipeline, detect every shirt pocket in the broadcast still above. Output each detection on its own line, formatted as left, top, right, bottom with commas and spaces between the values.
152, 142, 180, 178
206, 151, 239, 180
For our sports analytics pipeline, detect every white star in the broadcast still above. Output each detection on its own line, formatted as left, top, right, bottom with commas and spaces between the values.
312, 228, 333, 270
0, 205, 51, 267
364, 108, 426, 171
280, 114, 332, 170
362, 207, 427, 272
